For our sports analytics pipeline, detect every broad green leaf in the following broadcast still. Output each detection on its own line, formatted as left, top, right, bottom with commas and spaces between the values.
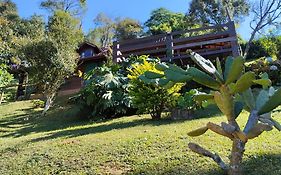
234, 101, 244, 118
253, 79, 272, 89
158, 78, 170, 86
232, 72, 255, 93
163, 81, 176, 89
225, 56, 245, 84
187, 126, 208, 137
242, 89, 255, 110
255, 90, 269, 111
216, 57, 223, 76
144, 71, 164, 79
188, 67, 220, 90
258, 88, 281, 115
213, 91, 233, 119
224, 56, 234, 81
193, 94, 214, 103
188, 50, 216, 74
155, 63, 169, 71
168, 64, 188, 75
165, 69, 192, 83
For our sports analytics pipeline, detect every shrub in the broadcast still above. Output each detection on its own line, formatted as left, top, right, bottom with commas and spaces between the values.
73, 62, 133, 119
128, 56, 184, 119
32, 99, 45, 108
246, 57, 281, 85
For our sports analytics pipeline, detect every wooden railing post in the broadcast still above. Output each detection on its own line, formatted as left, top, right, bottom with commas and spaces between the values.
166, 33, 174, 62
227, 21, 240, 57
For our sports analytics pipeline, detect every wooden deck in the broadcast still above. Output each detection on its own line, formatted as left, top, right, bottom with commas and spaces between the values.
113, 21, 239, 64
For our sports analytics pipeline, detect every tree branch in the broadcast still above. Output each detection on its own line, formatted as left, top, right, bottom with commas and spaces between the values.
188, 142, 228, 171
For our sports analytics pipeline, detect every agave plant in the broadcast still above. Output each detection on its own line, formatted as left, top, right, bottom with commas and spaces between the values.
143, 50, 281, 175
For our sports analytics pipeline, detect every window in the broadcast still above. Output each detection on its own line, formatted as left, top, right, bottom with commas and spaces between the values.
81, 49, 94, 58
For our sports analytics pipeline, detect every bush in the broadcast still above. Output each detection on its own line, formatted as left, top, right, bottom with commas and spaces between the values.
73, 62, 133, 119
32, 99, 45, 108
128, 56, 184, 120
246, 57, 281, 85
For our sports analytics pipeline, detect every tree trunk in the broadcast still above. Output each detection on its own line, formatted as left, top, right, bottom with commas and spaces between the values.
0, 91, 4, 104
228, 139, 245, 175
42, 93, 55, 116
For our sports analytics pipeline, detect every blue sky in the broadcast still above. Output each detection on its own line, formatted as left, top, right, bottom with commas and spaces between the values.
12, 0, 252, 40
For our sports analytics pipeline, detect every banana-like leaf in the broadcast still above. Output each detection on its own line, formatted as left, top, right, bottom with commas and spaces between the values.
144, 71, 164, 79
242, 89, 255, 111
213, 91, 234, 119
253, 79, 272, 89
193, 94, 214, 103
188, 50, 216, 74
224, 56, 234, 81
225, 56, 245, 84
188, 67, 220, 90
258, 88, 281, 115
247, 123, 273, 139
234, 101, 244, 119
187, 126, 208, 137
255, 90, 269, 111
164, 69, 192, 83
232, 72, 255, 94
155, 63, 169, 71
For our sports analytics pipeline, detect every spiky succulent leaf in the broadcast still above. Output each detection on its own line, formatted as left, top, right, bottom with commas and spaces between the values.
187, 126, 208, 137
258, 88, 281, 115
232, 72, 255, 94
144, 71, 164, 79
252, 79, 272, 89
225, 56, 244, 84
247, 123, 273, 139
187, 50, 216, 74
188, 67, 220, 90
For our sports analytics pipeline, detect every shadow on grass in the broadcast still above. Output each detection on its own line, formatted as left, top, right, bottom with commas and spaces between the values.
0, 101, 221, 141
131, 153, 281, 175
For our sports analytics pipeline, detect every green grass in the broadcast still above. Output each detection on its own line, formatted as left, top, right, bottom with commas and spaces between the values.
0, 100, 280, 175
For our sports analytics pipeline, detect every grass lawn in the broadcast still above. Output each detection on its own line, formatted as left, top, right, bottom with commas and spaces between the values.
0, 100, 280, 175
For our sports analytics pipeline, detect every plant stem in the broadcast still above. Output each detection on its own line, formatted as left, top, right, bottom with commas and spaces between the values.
229, 139, 245, 175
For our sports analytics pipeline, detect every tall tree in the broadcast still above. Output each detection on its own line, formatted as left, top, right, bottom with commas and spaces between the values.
188, 0, 250, 25
144, 8, 188, 35
115, 18, 143, 41
87, 13, 115, 47
21, 11, 83, 114
40, 0, 86, 17
243, 0, 281, 58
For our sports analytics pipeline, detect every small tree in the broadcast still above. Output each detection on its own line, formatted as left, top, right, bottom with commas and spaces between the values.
115, 18, 143, 41
22, 10, 83, 115
144, 51, 281, 175
0, 64, 13, 104
128, 56, 185, 119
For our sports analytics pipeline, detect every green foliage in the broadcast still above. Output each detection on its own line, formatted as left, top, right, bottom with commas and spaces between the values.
246, 57, 281, 86
115, 18, 143, 41
144, 8, 189, 35
75, 62, 133, 119
0, 63, 13, 103
31, 99, 45, 108
188, 0, 250, 25
176, 89, 202, 111
128, 56, 184, 119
